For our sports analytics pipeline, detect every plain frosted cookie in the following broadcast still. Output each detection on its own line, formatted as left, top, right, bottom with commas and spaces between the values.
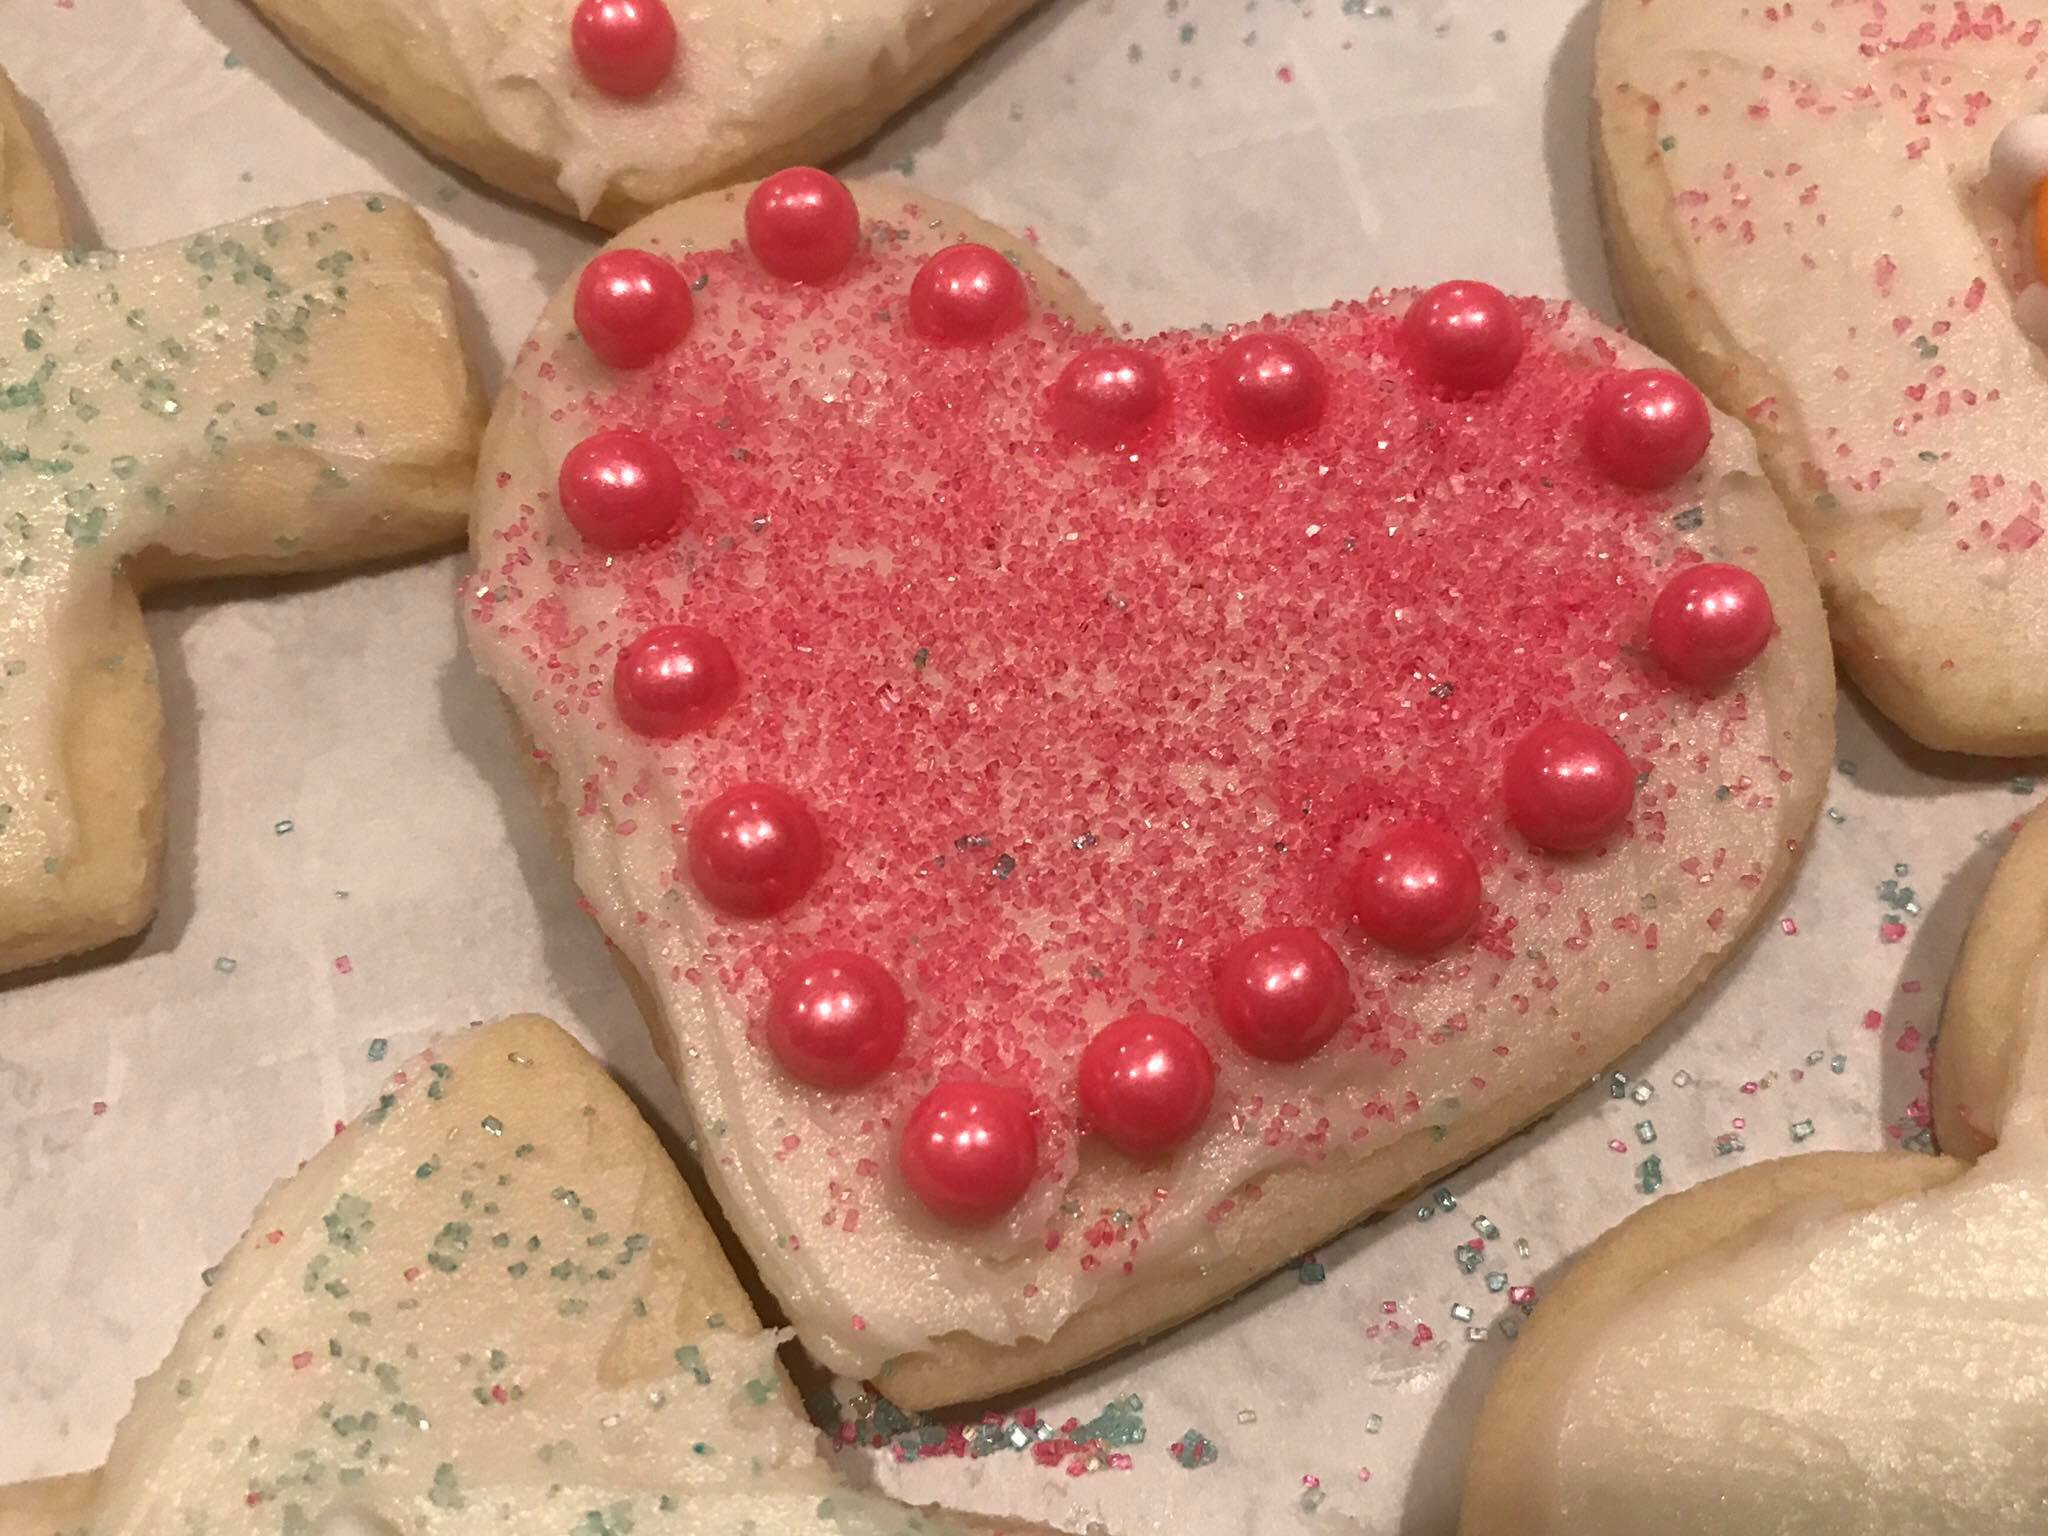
0, 1015, 1071, 1536
1460, 807, 2048, 1535
1597, 0, 2048, 753
0, 70, 483, 977
463, 170, 1835, 1408
245, 0, 1040, 228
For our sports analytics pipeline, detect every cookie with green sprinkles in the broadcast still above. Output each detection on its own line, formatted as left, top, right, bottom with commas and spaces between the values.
0, 1015, 1074, 1536
1463, 807, 2048, 1534
0, 69, 484, 977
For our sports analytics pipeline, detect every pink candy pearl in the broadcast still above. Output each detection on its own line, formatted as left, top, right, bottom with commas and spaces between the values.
1401, 280, 1525, 393
613, 624, 737, 736
909, 244, 1028, 343
1052, 344, 1168, 447
558, 429, 689, 550
1583, 369, 1712, 489
1647, 563, 1775, 687
570, 0, 678, 98
574, 250, 693, 369
745, 168, 861, 283
1211, 333, 1327, 440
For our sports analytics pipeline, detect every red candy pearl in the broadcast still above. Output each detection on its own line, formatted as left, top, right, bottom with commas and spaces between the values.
1401, 280, 1525, 393
1583, 369, 1712, 489
570, 0, 678, 98
745, 168, 861, 283
1648, 563, 1775, 687
613, 624, 736, 736
1504, 721, 1636, 852
1214, 927, 1350, 1063
1052, 344, 1168, 448
1352, 822, 1483, 954
574, 250, 693, 369
559, 429, 689, 550
1211, 333, 1327, 440
765, 950, 905, 1089
1076, 1014, 1216, 1160
687, 783, 822, 917
909, 244, 1027, 343
899, 1081, 1037, 1226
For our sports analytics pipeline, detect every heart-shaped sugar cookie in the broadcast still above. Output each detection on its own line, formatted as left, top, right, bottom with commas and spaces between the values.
464, 173, 1835, 1408
246, 0, 1039, 227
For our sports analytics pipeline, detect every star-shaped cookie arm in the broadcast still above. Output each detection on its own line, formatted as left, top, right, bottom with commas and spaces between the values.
0, 1015, 1081, 1536
0, 83, 481, 973
1936, 808, 2048, 1160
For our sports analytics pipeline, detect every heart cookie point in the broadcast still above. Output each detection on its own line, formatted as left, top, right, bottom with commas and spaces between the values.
574, 250, 694, 369
1504, 721, 1636, 852
766, 950, 906, 1089
1353, 821, 1484, 954
910, 243, 1028, 343
687, 783, 822, 918
900, 1081, 1038, 1225
1401, 280, 1526, 393
1583, 368, 1712, 490
1648, 563, 1775, 688
1078, 1013, 1218, 1160
615, 624, 738, 737
745, 168, 861, 284
1214, 927, 1352, 1063
559, 429, 690, 549
570, 0, 678, 99
1210, 331, 1328, 439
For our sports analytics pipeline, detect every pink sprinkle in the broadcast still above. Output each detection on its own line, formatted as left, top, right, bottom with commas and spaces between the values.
1901, 980, 1924, 994
1608, 1138, 1628, 1153
1277, 65, 1295, 83
491, 1383, 509, 1404
1897, 1027, 1923, 1052
291, 1351, 313, 1370
1732, 1117, 1747, 1130
265, 1230, 283, 1245
852, 1314, 867, 1331
2001, 515, 2043, 551
1508, 1285, 1537, 1305
333, 955, 353, 975
1778, 916, 1798, 935
404, 1266, 421, 1283
246, 1494, 264, 1508
91, 1101, 106, 1116
1412, 1324, 1435, 1347
1863, 1009, 1883, 1031
1879, 920, 1907, 944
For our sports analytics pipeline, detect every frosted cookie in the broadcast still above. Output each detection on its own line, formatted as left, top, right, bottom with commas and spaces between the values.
246, 0, 1040, 227
463, 170, 1835, 1408
1460, 807, 2048, 1535
0, 1015, 1067, 1536
0, 70, 482, 976
1597, 0, 2048, 753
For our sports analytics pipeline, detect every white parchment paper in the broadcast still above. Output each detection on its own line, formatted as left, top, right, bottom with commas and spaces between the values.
2, 1, 2038, 1531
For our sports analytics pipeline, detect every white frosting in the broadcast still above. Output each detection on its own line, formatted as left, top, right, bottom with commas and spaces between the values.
1535, 960, 2048, 1533
0, 200, 459, 911
383, 0, 945, 215
82, 1020, 971, 1536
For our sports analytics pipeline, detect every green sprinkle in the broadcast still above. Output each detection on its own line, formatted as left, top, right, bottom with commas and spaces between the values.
1790, 1119, 1816, 1142
1637, 1155, 1664, 1195
367, 1038, 388, 1062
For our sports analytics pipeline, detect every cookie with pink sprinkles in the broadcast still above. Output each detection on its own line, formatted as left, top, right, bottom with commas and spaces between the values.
463, 169, 1835, 1407
1598, 0, 2048, 753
